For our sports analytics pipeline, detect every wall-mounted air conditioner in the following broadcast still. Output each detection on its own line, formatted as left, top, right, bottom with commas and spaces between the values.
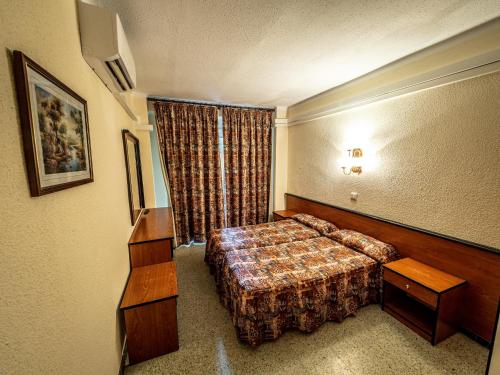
77, 1, 138, 119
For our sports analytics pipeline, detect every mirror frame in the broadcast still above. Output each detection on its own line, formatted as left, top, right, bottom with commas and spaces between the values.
122, 129, 145, 225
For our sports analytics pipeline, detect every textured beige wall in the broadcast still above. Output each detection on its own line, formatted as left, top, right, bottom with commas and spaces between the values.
0, 0, 147, 373
287, 71, 500, 248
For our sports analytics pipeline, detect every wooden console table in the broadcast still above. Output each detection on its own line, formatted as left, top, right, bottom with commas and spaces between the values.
382, 258, 466, 345
128, 207, 175, 268
120, 262, 179, 364
120, 207, 179, 365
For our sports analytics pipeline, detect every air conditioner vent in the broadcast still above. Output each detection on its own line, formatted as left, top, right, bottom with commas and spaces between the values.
105, 58, 135, 91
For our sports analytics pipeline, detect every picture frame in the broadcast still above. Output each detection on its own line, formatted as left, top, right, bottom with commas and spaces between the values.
13, 50, 93, 196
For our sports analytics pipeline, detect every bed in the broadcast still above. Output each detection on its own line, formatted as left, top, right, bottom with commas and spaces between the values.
218, 236, 383, 346
204, 214, 338, 284
207, 218, 399, 346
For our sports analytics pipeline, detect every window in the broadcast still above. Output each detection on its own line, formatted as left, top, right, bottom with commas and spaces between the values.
217, 110, 228, 224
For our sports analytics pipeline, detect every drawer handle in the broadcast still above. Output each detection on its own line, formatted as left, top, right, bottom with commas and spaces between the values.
405, 284, 410, 289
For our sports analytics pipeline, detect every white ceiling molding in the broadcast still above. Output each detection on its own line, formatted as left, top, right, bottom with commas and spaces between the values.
287, 59, 500, 126
134, 122, 153, 131
287, 18, 500, 126
274, 118, 288, 128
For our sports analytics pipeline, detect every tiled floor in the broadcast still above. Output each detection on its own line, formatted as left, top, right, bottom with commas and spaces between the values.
126, 244, 488, 375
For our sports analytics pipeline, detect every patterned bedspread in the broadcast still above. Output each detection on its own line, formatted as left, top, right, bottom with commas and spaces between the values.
326, 229, 400, 291
218, 237, 379, 346
204, 218, 322, 279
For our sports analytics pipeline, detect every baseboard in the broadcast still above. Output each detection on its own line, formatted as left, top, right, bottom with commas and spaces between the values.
460, 328, 490, 348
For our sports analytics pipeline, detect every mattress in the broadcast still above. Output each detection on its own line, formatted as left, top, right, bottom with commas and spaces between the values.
218, 236, 379, 346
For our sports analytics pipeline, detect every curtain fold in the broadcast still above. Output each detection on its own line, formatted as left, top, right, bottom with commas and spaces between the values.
154, 102, 225, 244
223, 107, 273, 227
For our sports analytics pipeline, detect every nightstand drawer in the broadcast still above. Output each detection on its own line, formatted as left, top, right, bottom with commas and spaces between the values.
384, 269, 438, 309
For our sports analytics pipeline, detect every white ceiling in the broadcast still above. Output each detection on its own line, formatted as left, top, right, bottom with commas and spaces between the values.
98, 0, 500, 107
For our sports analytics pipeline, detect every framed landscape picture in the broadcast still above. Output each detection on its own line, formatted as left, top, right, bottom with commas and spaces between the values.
13, 51, 93, 196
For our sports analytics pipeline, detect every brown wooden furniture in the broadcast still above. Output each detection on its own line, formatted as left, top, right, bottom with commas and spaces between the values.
120, 262, 179, 364
128, 207, 175, 268
382, 258, 466, 344
273, 209, 297, 221
120, 207, 179, 365
284, 193, 500, 344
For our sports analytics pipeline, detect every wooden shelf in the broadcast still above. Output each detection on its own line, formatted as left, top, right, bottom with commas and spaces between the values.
384, 290, 435, 342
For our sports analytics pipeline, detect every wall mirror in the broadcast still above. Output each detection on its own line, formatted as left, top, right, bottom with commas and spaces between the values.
122, 129, 145, 225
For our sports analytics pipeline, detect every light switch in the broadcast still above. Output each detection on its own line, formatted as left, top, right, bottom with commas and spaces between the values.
350, 192, 359, 201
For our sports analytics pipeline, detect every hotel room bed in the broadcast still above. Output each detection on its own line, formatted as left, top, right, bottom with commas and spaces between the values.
204, 214, 338, 282
218, 236, 381, 346
210, 226, 399, 346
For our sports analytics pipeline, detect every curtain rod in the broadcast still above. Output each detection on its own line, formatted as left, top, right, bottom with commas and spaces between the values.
147, 96, 275, 111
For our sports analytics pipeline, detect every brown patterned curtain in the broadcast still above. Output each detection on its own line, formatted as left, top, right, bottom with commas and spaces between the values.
154, 102, 225, 244
223, 107, 274, 227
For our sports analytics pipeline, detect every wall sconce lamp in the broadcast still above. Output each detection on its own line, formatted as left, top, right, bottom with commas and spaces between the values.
341, 148, 363, 175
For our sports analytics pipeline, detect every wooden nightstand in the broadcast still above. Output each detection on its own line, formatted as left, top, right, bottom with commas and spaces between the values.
273, 210, 297, 221
382, 258, 466, 345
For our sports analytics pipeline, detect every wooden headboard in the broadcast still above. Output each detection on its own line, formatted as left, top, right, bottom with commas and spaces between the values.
285, 193, 500, 344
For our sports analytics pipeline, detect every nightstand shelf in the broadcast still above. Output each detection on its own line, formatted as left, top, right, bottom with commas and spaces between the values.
384, 288, 435, 342
382, 258, 466, 345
